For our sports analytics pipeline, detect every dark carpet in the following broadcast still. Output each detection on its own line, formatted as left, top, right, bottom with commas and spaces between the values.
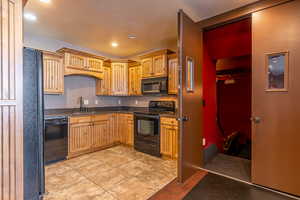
183, 173, 294, 200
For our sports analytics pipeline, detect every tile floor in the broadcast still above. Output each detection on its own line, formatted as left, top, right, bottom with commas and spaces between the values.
44, 145, 177, 200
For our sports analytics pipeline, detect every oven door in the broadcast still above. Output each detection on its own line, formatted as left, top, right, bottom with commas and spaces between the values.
135, 114, 159, 137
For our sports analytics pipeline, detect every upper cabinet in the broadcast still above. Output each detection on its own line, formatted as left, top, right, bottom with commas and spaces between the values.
57, 48, 104, 79
43, 51, 64, 94
111, 62, 128, 96
140, 49, 174, 78
168, 54, 178, 95
96, 62, 111, 96
128, 63, 142, 96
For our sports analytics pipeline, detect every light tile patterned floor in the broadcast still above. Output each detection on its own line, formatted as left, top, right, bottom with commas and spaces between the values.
44, 145, 177, 200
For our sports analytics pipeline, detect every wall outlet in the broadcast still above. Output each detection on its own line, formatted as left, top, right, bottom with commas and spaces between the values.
118, 99, 121, 105
84, 100, 89, 105
202, 138, 206, 146
135, 100, 138, 105
95, 100, 98, 105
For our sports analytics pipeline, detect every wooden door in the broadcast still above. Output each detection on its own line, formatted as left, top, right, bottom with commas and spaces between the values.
252, 1, 300, 196
43, 52, 64, 94
96, 66, 111, 95
141, 58, 153, 78
178, 10, 203, 183
69, 123, 92, 154
0, 0, 24, 199
92, 119, 110, 148
153, 54, 167, 77
168, 58, 178, 94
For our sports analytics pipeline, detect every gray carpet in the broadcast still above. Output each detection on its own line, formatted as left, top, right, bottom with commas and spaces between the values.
204, 153, 251, 182
184, 173, 294, 200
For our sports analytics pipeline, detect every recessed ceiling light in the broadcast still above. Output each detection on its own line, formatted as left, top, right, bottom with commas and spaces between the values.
128, 35, 137, 39
111, 42, 118, 47
24, 13, 37, 21
40, 0, 51, 3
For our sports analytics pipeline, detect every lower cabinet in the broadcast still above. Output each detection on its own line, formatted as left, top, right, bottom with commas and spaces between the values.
69, 122, 93, 155
118, 114, 134, 146
68, 113, 134, 158
160, 117, 178, 159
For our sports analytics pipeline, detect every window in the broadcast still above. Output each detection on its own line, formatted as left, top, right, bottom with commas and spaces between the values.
266, 52, 289, 91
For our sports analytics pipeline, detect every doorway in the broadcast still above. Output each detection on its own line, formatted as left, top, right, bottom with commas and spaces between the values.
202, 18, 252, 182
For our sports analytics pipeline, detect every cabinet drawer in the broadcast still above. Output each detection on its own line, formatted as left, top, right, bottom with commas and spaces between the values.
161, 117, 178, 126
69, 116, 92, 124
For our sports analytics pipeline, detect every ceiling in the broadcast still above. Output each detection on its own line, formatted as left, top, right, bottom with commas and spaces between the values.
24, 0, 258, 58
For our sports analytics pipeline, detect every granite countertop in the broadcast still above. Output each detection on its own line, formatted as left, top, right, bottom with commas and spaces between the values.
44, 106, 177, 119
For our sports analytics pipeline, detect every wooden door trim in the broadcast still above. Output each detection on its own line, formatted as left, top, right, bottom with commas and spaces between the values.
197, 0, 293, 30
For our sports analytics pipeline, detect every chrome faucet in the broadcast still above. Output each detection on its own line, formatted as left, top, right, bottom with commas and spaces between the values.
79, 96, 87, 112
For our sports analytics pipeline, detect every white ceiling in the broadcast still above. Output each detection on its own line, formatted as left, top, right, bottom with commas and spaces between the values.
24, 0, 258, 58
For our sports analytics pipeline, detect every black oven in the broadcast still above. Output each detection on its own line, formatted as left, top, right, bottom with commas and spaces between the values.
142, 77, 168, 95
134, 113, 161, 157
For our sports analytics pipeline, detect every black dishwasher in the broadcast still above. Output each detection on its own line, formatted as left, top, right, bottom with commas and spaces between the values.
44, 116, 68, 165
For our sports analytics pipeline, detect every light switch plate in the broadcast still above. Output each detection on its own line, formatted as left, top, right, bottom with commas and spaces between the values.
118, 99, 121, 105
84, 100, 89, 105
203, 138, 206, 146
135, 100, 138, 105
95, 100, 98, 105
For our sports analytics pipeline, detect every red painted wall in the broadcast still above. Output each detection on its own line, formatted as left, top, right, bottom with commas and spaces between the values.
203, 18, 252, 151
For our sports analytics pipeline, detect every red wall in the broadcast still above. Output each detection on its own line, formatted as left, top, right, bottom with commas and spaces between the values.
203, 18, 252, 151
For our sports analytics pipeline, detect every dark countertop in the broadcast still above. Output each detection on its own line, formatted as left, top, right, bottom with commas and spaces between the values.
44, 106, 178, 120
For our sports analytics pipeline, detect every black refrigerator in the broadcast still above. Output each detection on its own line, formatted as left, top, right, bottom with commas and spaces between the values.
23, 48, 45, 200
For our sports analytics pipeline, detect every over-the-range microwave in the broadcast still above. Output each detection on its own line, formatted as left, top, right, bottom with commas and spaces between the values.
141, 77, 168, 95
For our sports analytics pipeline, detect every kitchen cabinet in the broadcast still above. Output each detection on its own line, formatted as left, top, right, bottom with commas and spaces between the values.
168, 58, 178, 95
118, 114, 134, 146
128, 64, 142, 96
111, 62, 128, 96
96, 66, 111, 95
92, 114, 111, 149
160, 117, 178, 159
69, 122, 92, 156
140, 49, 173, 78
43, 51, 64, 94
57, 48, 104, 80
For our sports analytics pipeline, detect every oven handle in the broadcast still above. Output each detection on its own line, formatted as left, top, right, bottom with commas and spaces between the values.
134, 114, 160, 119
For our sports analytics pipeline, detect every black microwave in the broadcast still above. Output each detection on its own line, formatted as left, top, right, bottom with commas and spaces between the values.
142, 77, 168, 95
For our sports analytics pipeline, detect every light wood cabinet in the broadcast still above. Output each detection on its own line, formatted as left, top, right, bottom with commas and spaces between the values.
140, 49, 173, 78
152, 54, 167, 77
111, 62, 128, 96
43, 51, 64, 94
96, 66, 111, 95
141, 58, 153, 78
168, 58, 178, 95
128, 65, 142, 96
118, 114, 134, 146
92, 115, 111, 149
160, 117, 178, 159
69, 122, 92, 155
57, 48, 104, 80
87, 58, 103, 72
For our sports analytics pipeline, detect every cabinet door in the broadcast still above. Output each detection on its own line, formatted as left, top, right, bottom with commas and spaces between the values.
92, 119, 110, 149
135, 66, 142, 95
88, 58, 103, 72
160, 124, 173, 157
96, 66, 111, 95
128, 67, 136, 95
109, 114, 119, 143
141, 58, 153, 78
127, 118, 134, 146
118, 114, 134, 145
111, 63, 128, 95
168, 58, 178, 94
65, 52, 87, 70
69, 123, 92, 154
153, 54, 167, 77
43, 53, 64, 94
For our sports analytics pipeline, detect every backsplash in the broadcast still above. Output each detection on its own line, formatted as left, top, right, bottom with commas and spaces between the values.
120, 96, 178, 108
44, 76, 120, 109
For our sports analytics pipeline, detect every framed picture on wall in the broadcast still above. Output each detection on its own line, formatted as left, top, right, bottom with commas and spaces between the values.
265, 51, 289, 92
